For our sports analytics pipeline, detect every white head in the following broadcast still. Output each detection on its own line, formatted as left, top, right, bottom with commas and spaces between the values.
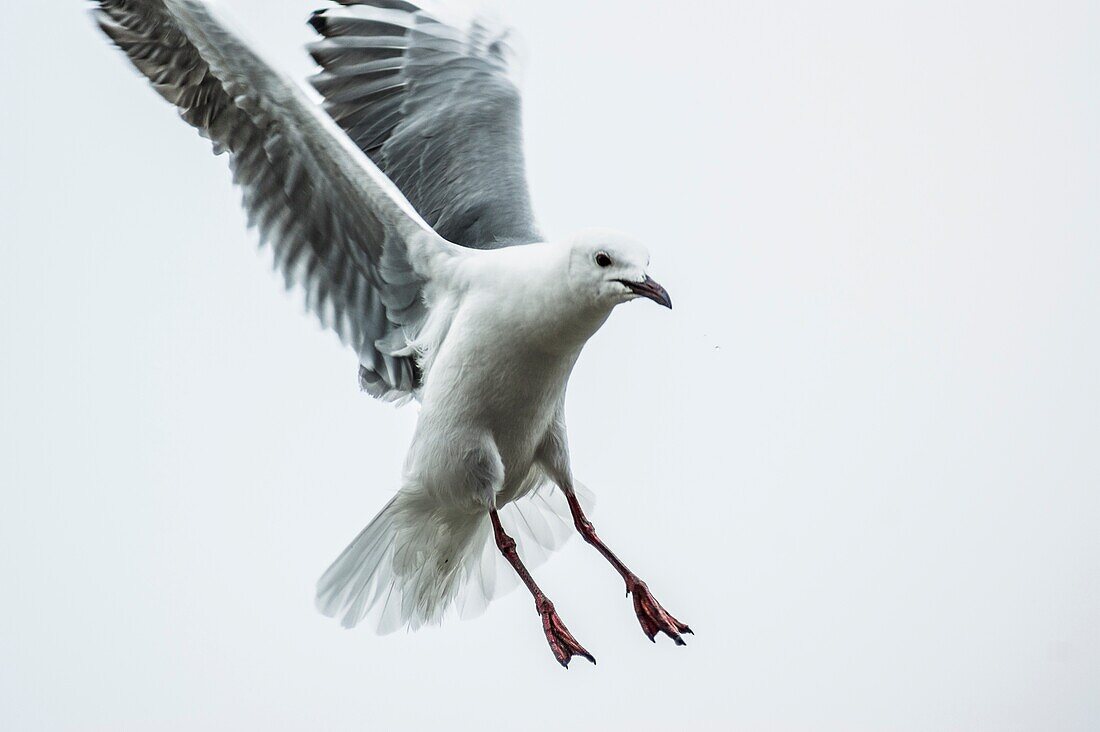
564, 228, 672, 311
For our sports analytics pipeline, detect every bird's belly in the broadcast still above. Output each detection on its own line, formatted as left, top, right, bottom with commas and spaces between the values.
412, 334, 577, 502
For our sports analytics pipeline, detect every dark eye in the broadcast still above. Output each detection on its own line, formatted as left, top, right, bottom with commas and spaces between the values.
595, 251, 612, 268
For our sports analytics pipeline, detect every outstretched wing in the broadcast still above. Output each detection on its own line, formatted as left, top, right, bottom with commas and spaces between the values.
93, 0, 461, 401
308, 0, 541, 248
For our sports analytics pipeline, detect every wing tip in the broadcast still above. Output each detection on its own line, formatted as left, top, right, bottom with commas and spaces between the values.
307, 9, 328, 34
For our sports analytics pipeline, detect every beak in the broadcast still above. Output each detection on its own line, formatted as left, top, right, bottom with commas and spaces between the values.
618, 275, 672, 309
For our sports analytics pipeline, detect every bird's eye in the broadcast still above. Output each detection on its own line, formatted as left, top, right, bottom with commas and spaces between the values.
595, 251, 612, 268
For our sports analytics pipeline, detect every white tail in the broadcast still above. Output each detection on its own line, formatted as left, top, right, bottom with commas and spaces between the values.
316, 480, 594, 633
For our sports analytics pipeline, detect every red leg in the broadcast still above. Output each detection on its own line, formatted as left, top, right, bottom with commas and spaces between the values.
490, 510, 595, 667
564, 491, 692, 645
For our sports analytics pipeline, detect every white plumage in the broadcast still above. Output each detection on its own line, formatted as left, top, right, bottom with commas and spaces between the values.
93, 0, 687, 664
318, 231, 655, 631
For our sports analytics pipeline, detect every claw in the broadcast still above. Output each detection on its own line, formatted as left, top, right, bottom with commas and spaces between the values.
628, 578, 692, 646
538, 599, 596, 668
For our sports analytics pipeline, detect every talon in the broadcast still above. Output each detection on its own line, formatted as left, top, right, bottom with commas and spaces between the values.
539, 601, 595, 668
627, 577, 691, 646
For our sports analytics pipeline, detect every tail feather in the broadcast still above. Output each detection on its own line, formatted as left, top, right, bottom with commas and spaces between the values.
316, 479, 594, 632
316, 496, 401, 628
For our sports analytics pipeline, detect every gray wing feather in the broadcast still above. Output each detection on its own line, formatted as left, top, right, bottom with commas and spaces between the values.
93, 0, 453, 401
309, 1, 541, 248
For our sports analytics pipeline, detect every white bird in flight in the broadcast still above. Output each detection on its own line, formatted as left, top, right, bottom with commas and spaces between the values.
93, 0, 690, 666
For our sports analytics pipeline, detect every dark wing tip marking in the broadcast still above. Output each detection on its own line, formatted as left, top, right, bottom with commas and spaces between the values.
335, 0, 421, 11
308, 9, 327, 34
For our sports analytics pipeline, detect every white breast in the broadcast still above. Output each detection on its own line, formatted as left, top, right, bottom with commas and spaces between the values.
402, 242, 612, 509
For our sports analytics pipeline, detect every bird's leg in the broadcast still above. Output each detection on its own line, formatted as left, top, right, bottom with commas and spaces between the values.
563, 490, 693, 645
489, 509, 595, 667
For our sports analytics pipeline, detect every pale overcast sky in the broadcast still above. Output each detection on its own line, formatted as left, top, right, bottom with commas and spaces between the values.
1, 1, 1097, 730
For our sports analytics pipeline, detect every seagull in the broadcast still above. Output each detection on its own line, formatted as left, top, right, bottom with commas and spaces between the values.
93, 0, 690, 666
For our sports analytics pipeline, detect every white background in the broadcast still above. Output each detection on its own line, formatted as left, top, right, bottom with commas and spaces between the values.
1, 1, 1097, 730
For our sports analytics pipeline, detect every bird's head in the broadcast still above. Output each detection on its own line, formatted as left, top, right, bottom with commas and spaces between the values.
565, 228, 672, 311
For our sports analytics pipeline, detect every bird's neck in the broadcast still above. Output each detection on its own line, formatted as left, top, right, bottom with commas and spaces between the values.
476, 243, 612, 357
